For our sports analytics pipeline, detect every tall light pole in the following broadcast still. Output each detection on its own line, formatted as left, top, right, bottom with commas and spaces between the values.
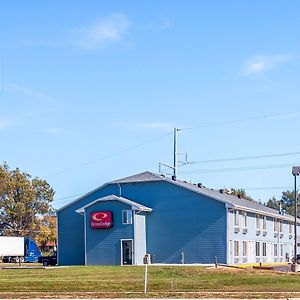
292, 166, 300, 272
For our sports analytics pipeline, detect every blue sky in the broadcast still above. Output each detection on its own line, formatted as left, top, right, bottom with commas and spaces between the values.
1, 1, 300, 208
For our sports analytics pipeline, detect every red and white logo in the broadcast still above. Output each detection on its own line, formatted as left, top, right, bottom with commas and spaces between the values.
90, 211, 113, 229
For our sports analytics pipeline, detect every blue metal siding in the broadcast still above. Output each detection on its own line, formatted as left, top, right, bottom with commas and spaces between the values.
58, 180, 227, 265
118, 181, 227, 264
85, 201, 133, 265
57, 184, 119, 266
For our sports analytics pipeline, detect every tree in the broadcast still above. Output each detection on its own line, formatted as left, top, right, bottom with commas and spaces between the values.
0, 163, 54, 238
267, 190, 299, 217
266, 196, 279, 210
228, 188, 254, 202
36, 215, 57, 251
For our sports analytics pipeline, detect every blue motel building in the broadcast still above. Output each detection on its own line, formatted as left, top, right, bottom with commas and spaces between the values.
57, 171, 300, 265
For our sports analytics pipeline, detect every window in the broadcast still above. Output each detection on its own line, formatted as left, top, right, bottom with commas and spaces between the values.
256, 242, 260, 257
256, 215, 261, 229
122, 210, 133, 224
289, 222, 293, 234
243, 241, 248, 257
262, 216, 267, 230
234, 210, 239, 227
274, 244, 278, 257
234, 241, 239, 257
279, 220, 283, 233
274, 219, 278, 232
280, 244, 284, 257
262, 242, 267, 257
242, 212, 247, 228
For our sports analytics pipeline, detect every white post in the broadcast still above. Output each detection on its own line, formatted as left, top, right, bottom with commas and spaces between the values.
144, 263, 148, 293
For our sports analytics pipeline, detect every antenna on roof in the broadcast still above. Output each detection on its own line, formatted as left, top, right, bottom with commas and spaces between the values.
159, 128, 189, 180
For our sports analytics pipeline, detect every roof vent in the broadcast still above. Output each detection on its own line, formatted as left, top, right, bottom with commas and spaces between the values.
237, 195, 241, 199
219, 189, 224, 194
197, 183, 202, 188
171, 175, 176, 181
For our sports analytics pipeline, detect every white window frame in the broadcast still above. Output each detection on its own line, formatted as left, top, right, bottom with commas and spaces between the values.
242, 211, 247, 228
255, 241, 260, 257
234, 240, 239, 257
234, 210, 239, 227
274, 243, 278, 257
242, 241, 248, 257
256, 214, 261, 230
279, 220, 283, 233
274, 219, 278, 232
262, 242, 267, 257
289, 222, 293, 234
122, 210, 133, 225
280, 244, 284, 257
262, 216, 267, 230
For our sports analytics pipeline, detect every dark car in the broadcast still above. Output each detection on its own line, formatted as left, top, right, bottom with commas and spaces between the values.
292, 254, 300, 264
38, 251, 57, 266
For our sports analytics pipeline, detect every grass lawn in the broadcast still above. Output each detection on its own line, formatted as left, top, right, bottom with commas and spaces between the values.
0, 265, 299, 298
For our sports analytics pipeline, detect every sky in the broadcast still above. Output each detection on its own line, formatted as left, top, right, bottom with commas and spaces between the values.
1, 0, 300, 209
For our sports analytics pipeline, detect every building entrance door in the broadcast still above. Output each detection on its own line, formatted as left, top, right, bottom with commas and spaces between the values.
121, 240, 133, 265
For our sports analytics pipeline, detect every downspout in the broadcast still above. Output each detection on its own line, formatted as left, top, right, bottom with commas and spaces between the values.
84, 209, 87, 266
117, 183, 122, 197
225, 203, 235, 265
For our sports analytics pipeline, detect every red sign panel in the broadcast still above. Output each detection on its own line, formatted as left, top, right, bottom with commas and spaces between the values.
90, 211, 113, 229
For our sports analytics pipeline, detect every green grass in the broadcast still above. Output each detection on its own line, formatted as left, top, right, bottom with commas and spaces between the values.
0, 265, 299, 298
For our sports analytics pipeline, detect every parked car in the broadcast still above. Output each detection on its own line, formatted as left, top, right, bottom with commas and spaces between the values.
38, 251, 57, 266
292, 254, 300, 264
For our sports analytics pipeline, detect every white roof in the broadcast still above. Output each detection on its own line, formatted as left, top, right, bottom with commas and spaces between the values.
75, 194, 153, 214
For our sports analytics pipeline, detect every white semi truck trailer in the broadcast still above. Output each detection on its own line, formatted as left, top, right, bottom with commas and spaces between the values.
0, 236, 41, 263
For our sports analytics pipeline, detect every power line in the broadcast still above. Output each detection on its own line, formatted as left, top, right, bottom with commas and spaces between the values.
178, 162, 300, 174
53, 193, 85, 203
47, 131, 173, 178
46, 111, 300, 179
181, 111, 300, 131
185, 151, 300, 165
241, 186, 292, 191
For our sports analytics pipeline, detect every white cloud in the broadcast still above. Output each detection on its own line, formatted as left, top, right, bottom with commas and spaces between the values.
74, 13, 130, 49
241, 54, 292, 76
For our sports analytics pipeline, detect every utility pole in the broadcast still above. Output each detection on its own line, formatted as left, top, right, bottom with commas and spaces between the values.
159, 127, 187, 179
159, 128, 187, 180
173, 128, 178, 180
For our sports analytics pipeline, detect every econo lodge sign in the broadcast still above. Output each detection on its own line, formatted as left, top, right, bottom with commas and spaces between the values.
90, 211, 113, 229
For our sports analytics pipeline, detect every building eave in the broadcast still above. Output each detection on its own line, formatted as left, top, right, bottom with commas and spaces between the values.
75, 194, 153, 215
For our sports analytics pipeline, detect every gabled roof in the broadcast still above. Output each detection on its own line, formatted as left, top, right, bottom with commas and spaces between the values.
111, 171, 164, 184
58, 171, 298, 222
75, 194, 152, 214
